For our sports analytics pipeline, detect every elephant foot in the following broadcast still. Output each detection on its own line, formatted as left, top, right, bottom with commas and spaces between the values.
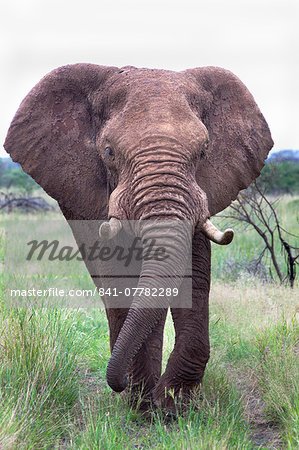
152, 374, 202, 414
126, 374, 157, 413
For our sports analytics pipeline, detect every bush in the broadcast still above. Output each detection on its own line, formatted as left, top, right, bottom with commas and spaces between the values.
0, 167, 38, 193
260, 161, 299, 194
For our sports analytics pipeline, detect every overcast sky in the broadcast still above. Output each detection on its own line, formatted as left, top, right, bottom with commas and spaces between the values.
1, 0, 298, 157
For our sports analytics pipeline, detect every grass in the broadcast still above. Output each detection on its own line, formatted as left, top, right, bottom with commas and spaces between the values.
0, 308, 84, 447
254, 318, 299, 448
74, 365, 254, 449
0, 281, 297, 448
0, 194, 298, 448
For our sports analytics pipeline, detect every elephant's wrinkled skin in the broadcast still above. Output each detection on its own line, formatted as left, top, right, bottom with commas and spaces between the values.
4, 64, 273, 412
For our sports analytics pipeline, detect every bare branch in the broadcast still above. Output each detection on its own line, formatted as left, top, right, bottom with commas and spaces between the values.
222, 177, 298, 287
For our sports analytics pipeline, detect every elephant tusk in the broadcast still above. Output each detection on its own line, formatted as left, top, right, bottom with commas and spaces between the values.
99, 218, 122, 240
201, 219, 234, 245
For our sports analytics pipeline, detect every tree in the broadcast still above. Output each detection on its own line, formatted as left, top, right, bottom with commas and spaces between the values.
222, 179, 299, 288
0, 167, 38, 193
259, 160, 299, 194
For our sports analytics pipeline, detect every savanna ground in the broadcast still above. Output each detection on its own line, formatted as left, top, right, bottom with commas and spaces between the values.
0, 194, 298, 449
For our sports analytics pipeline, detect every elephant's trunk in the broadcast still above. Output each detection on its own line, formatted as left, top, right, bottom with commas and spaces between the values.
106, 219, 192, 392
105, 145, 212, 392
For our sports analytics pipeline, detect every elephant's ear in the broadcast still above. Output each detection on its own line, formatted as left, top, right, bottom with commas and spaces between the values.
4, 64, 119, 219
185, 67, 274, 216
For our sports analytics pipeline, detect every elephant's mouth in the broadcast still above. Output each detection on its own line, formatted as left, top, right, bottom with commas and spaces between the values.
99, 216, 234, 245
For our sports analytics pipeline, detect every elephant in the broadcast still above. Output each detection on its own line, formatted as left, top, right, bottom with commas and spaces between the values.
4, 64, 273, 412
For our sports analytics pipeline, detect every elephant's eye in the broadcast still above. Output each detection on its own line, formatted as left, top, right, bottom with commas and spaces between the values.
104, 147, 114, 158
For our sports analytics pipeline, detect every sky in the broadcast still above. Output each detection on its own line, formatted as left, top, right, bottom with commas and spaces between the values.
1, 0, 298, 157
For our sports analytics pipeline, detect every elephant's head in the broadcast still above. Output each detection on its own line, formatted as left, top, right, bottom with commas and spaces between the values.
4, 64, 273, 392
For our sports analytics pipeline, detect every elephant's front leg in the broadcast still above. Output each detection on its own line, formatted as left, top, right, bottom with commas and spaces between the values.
153, 233, 211, 413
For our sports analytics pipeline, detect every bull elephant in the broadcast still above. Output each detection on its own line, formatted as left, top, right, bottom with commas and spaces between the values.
4, 64, 273, 412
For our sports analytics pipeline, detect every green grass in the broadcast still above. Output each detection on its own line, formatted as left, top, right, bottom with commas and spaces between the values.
74, 365, 255, 449
254, 318, 299, 448
0, 194, 298, 448
0, 308, 84, 447
0, 282, 297, 448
